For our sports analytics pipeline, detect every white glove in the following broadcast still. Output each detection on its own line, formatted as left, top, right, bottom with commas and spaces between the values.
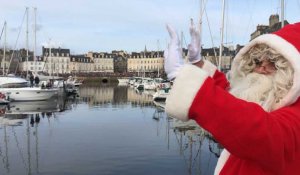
164, 24, 184, 80
187, 19, 202, 63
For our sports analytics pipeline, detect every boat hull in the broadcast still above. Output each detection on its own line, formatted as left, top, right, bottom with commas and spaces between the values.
0, 87, 58, 101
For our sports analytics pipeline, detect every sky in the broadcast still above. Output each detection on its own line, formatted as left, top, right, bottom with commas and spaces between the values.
0, 0, 299, 55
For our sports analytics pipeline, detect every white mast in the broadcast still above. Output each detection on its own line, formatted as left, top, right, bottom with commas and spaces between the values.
180, 31, 185, 62
218, 0, 226, 71
281, 0, 285, 28
199, 0, 203, 58
2, 21, 6, 75
50, 46, 52, 77
157, 39, 160, 78
26, 7, 29, 78
33, 7, 37, 75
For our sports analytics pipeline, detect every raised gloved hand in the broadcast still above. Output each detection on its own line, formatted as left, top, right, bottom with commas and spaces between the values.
188, 19, 202, 63
164, 24, 184, 80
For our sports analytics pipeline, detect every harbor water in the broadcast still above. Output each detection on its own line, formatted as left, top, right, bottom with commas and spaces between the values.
0, 85, 220, 175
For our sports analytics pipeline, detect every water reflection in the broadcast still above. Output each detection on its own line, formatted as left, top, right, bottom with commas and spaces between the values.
0, 85, 221, 175
0, 95, 79, 127
79, 85, 154, 107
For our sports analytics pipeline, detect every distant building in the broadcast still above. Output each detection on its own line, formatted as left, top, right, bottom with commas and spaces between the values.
250, 14, 289, 40
19, 55, 45, 74
127, 51, 164, 76
201, 46, 235, 72
113, 51, 128, 73
0, 49, 23, 74
42, 47, 71, 74
70, 55, 93, 73
86, 52, 114, 73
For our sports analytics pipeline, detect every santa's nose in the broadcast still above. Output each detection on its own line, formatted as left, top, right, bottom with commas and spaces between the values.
254, 66, 268, 74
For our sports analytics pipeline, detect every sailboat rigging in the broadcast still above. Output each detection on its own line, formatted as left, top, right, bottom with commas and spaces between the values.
218, 0, 226, 71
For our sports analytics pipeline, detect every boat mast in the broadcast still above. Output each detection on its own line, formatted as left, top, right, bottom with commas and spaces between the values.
218, 0, 226, 71
199, 0, 203, 59
180, 31, 185, 62
157, 39, 160, 78
26, 7, 29, 78
33, 7, 37, 75
50, 46, 52, 77
281, 0, 285, 28
2, 21, 6, 75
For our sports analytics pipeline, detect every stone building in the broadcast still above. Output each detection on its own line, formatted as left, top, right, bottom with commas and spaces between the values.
202, 46, 235, 72
19, 55, 45, 74
70, 55, 93, 73
0, 49, 22, 74
86, 52, 114, 72
127, 51, 164, 76
250, 14, 289, 40
113, 51, 128, 74
42, 47, 71, 74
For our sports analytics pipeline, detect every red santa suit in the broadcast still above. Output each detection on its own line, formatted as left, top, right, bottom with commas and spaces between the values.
166, 23, 300, 175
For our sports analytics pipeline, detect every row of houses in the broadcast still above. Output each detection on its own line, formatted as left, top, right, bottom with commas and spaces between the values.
0, 46, 236, 76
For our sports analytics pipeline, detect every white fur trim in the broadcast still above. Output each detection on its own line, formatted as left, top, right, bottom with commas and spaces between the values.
202, 60, 217, 77
165, 64, 209, 121
214, 149, 230, 175
233, 34, 300, 109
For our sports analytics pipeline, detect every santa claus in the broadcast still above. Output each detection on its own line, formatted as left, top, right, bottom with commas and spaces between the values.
164, 21, 300, 175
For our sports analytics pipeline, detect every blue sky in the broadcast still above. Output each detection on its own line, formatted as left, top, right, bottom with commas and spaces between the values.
0, 0, 299, 55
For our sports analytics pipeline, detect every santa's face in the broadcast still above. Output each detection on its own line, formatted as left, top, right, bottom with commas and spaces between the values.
253, 59, 276, 75
230, 43, 294, 111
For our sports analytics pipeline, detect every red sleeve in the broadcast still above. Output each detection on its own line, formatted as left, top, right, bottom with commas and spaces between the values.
212, 70, 230, 90
189, 77, 300, 173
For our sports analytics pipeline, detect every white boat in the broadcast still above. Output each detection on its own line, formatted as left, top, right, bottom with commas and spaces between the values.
0, 76, 28, 88
34, 72, 62, 81
117, 78, 129, 86
0, 87, 58, 101
0, 75, 58, 101
66, 76, 83, 87
143, 78, 156, 90
152, 80, 172, 102
153, 88, 170, 102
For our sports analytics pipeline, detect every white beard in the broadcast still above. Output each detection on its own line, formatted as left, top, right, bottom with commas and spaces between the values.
229, 72, 275, 111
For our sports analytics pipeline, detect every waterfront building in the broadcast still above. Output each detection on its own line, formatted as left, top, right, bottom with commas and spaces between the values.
202, 46, 235, 72
19, 55, 45, 74
86, 52, 114, 73
0, 49, 22, 74
127, 51, 164, 76
251, 14, 289, 40
70, 55, 94, 73
113, 50, 128, 74
42, 47, 71, 75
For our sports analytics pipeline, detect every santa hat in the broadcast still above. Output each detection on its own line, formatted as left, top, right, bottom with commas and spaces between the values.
232, 22, 300, 110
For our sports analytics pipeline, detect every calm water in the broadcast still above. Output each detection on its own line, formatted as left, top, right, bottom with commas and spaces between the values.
0, 85, 221, 175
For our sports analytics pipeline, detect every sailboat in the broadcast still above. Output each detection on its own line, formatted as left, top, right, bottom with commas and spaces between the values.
0, 8, 58, 101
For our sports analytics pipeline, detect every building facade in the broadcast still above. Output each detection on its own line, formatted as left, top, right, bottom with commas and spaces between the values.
70, 55, 94, 73
251, 14, 289, 40
87, 52, 114, 72
42, 47, 71, 74
127, 51, 164, 76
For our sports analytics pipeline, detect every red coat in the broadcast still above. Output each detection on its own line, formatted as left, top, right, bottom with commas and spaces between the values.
166, 62, 300, 175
